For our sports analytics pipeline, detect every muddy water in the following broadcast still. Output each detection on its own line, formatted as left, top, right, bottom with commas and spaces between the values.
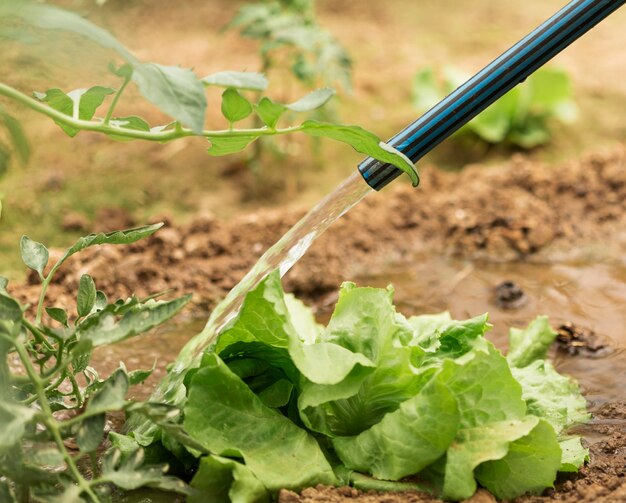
102, 257, 626, 427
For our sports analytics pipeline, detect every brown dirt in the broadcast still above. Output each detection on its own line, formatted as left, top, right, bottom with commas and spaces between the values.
11, 145, 626, 315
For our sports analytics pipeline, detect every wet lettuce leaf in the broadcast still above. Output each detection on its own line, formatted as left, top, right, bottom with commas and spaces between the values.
180, 271, 589, 501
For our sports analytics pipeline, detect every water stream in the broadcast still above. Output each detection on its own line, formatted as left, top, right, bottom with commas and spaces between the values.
135, 171, 372, 419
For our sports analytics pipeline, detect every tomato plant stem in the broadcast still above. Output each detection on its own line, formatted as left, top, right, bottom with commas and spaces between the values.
0, 82, 304, 142
14, 339, 102, 503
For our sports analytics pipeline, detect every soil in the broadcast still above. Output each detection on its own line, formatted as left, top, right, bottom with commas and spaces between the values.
8, 145, 626, 503
12, 145, 626, 315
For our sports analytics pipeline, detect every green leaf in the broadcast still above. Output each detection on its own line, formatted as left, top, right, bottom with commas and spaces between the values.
77, 295, 190, 346
558, 436, 589, 472
77, 273, 97, 317
511, 360, 589, 434
300, 120, 419, 186
467, 90, 518, 143
0, 291, 22, 322
132, 63, 207, 133
20, 235, 49, 277
76, 413, 106, 453
221, 88, 254, 123
0, 109, 30, 163
507, 315, 557, 368
109, 115, 151, 132
184, 353, 337, 493
0, 400, 36, 452
442, 416, 539, 500
255, 97, 285, 128
527, 67, 577, 122
207, 135, 258, 156
475, 420, 562, 500
59, 223, 163, 268
101, 448, 191, 494
46, 307, 68, 326
412, 67, 443, 111
34, 86, 115, 136
202, 71, 268, 91
0, 479, 17, 503
0, 276, 7, 291
189, 455, 270, 503
127, 364, 155, 386
88, 368, 129, 412
284, 88, 335, 112
333, 372, 460, 479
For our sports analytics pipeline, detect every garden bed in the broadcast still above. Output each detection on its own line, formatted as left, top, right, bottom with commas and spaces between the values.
9, 146, 626, 502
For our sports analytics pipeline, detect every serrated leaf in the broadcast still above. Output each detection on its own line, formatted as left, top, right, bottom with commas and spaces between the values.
255, 97, 285, 128
300, 120, 419, 185
77, 295, 191, 346
46, 307, 68, 326
207, 135, 258, 156
57, 223, 162, 269
285, 88, 335, 112
76, 413, 106, 453
101, 448, 191, 494
0, 276, 8, 291
20, 235, 49, 276
221, 88, 253, 124
87, 368, 129, 413
77, 274, 97, 317
203, 71, 268, 91
126, 365, 154, 386
133, 63, 207, 133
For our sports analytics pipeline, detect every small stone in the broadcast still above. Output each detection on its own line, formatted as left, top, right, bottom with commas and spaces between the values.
494, 280, 527, 309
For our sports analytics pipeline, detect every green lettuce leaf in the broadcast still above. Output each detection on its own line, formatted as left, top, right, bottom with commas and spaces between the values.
512, 360, 590, 434
507, 315, 557, 368
172, 274, 590, 501
189, 455, 270, 503
184, 353, 337, 493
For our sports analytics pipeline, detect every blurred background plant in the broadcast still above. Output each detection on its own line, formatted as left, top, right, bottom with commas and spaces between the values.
227, 0, 352, 199
412, 66, 578, 151
0, 107, 30, 178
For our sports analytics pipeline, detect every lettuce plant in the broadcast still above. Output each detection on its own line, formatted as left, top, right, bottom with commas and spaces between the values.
413, 66, 577, 148
123, 272, 589, 502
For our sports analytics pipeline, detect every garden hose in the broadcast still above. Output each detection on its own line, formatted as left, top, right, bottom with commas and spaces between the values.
359, 0, 626, 190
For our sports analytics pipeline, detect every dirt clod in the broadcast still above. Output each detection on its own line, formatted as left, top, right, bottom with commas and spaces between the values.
494, 280, 527, 309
